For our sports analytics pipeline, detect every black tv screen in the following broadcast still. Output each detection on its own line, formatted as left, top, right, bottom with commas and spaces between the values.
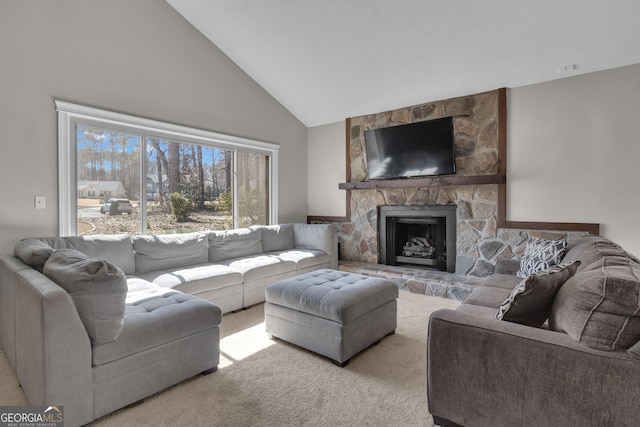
364, 117, 455, 180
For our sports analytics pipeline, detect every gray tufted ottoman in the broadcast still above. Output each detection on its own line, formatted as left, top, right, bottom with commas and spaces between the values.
265, 269, 398, 366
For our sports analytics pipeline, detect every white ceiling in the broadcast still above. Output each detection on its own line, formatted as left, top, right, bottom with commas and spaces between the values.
166, 0, 640, 127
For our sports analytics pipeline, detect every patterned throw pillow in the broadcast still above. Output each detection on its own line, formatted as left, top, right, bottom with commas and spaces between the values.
517, 237, 568, 278
496, 261, 581, 327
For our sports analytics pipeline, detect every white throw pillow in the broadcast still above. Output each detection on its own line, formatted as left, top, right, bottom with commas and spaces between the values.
517, 237, 567, 278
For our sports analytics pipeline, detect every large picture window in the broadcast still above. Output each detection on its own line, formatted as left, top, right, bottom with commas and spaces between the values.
57, 101, 278, 236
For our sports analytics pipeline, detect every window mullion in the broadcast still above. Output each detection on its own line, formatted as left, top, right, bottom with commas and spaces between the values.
140, 136, 148, 235
232, 149, 239, 229
58, 112, 76, 236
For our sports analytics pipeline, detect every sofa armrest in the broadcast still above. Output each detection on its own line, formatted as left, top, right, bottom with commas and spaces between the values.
427, 308, 640, 427
15, 269, 93, 427
293, 224, 338, 269
0, 256, 30, 368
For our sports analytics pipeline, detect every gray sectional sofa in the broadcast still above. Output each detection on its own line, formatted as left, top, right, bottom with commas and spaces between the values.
427, 235, 640, 427
0, 223, 337, 427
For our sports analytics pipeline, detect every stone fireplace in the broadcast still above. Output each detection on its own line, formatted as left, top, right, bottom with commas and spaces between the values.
339, 90, 514, 277
378, 205, 456, 272
331, 88, 593, 281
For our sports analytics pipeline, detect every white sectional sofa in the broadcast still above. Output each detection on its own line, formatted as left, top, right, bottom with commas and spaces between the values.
0, 223, 337, 426
128, 223, 337, 313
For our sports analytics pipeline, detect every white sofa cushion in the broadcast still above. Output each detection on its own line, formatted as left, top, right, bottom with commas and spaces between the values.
268, 249, 330, 270
36, 234, 136, 275
293, 223, 333, 255
137, 263, 243, 295
63, 234, 136, 275
133, 232, 208, 274
255, 224, 294, 252
208, 228, 263, 262
219, 254, 296, 281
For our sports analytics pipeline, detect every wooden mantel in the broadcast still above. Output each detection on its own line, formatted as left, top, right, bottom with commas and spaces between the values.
338, 174, 505, 190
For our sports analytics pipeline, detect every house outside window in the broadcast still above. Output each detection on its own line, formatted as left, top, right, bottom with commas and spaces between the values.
56, 101, 279, 236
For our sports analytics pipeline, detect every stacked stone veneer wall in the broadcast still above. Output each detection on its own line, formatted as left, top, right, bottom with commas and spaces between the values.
339, 90, 587, 277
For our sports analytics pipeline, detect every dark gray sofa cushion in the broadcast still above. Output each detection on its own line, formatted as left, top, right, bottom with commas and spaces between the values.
627, 340, 640, 361
133, 232, 209, 274
549, 255, 640, 350
496, 261, 580, 327
478, 273, 521, 291
43, 249, 127, 345
562, 235, 640, 271
463, 283, 514, 309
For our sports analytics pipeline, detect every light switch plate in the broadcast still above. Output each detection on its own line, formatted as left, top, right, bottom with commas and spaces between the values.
35, 195, 46, 209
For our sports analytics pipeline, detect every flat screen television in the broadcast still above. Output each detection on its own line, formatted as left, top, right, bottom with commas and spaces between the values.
364, 116, 455, 180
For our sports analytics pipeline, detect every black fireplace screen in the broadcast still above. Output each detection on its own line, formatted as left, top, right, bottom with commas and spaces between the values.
392, 217, 446, 270
378, 205, 456, 273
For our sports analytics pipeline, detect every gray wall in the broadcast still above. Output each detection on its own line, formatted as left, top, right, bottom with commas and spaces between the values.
307, 122, 346, 217
508, 63, 640, 257
0, 0, 307, 256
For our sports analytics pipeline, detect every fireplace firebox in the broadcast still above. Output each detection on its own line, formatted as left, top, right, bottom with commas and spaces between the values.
378, 205, 456, 273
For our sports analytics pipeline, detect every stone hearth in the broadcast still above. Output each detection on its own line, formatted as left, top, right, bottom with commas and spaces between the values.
339, 261, 484, 301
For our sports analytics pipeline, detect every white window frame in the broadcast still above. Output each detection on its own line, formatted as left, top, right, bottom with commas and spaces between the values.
56, 100, 279, 236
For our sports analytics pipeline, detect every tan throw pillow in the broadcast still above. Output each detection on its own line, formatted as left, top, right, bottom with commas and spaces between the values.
496, 261, 581, 327
43, 249, 127, 345
549, 255, 640, 351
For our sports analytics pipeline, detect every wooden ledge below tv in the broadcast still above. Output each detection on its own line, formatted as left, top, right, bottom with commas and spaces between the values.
338, 174, 505, 190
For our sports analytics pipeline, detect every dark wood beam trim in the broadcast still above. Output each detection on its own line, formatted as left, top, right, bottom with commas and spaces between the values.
307, 215, 349, 223
498, 220, 600, 235
497, 87, 508, 223
344, 117, 352, 221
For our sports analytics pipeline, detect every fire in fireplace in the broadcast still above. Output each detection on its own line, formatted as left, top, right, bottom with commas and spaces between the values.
378, 205, 456, 273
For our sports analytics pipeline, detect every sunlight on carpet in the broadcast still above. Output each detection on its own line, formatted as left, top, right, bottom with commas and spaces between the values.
219, 323, 274, 368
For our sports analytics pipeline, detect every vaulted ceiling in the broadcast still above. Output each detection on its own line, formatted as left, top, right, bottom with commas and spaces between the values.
167, 0, 640, 127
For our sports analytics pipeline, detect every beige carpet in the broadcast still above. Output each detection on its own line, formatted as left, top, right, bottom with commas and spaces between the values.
0, 291, 460, 426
